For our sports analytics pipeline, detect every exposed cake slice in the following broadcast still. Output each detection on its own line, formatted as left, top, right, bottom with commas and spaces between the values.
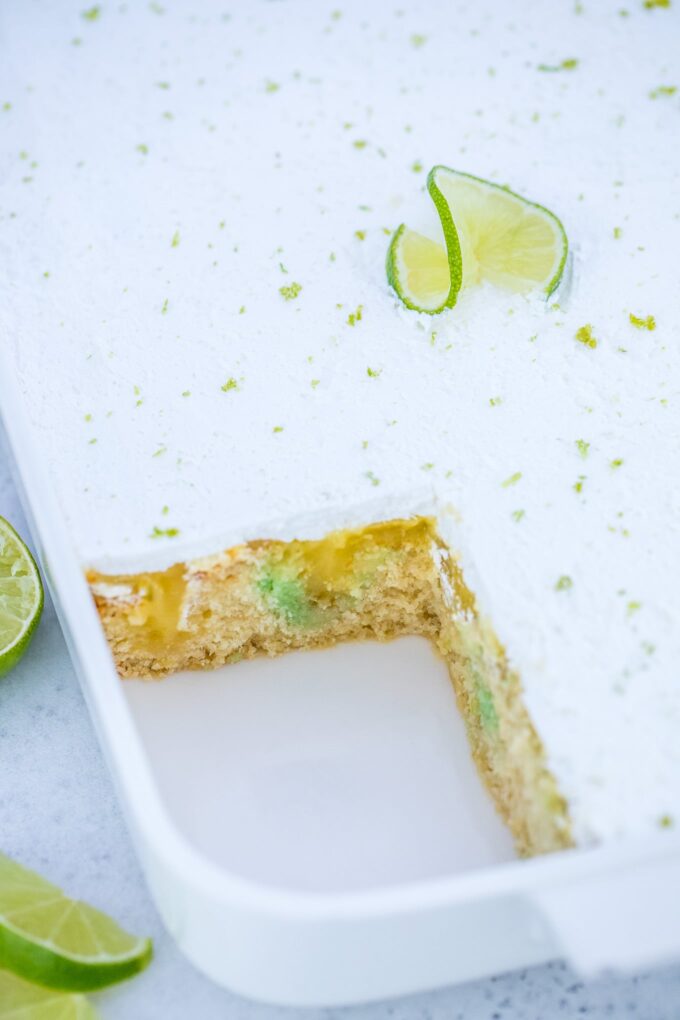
89, 517, 571, 857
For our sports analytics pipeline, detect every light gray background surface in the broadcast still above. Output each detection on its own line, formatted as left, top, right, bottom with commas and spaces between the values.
1, 428, 680, 1019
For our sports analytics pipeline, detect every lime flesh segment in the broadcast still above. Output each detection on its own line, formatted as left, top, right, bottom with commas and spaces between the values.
0, 969, 97, 1019
0, 517, 44, 678
429, 166, 568, 297
0, 854, 152, 992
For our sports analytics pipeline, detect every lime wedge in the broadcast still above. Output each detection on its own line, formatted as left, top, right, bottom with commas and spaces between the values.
0, 854, 152, 992
0, 517, 43, 678
0, 969, 97, 1019
387, 165, 568, 313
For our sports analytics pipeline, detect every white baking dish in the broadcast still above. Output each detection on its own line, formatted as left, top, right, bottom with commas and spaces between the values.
2, 350, 680, 1006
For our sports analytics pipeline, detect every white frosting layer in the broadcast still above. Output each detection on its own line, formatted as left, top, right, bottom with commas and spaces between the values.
1, 0, 679, 846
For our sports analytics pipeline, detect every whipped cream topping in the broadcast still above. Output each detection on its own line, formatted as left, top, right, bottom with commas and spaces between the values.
1, 0, 679, 845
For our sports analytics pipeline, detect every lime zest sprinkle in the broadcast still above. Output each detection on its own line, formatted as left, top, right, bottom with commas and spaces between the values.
81, 5, 101, 20
613, 226, 622, 238
643, 0, 670, 9
537, 58, 579, 71
171, 229, 180, 247
555, 575, 573, 591
611, 458, 624, 469
352, 139, 367, 150
279, 282, 302, 301
273, 426, 284, 433
365, 471, 380, 486
150, 525, 179, 539
489, 396, 502, 406
512, 509, 525, 522
265, 80, 280, 93
366, 366, 381, 378
659, 814, 674, 828
574, 475, 586, 493
576, 438, 590, 458
649, 85, 677, 98
410, 33, 427, 47
161, 298, 169, 314
347, 305, 363, 326
411, 160, 423, 172
221, 377, 240, 392
629, 312, 656, 330
136, 143, 149, 155
627, 600, 642, 615
575, 323, 597, 348
502, 471, 522, 487
354, 229, 366, 240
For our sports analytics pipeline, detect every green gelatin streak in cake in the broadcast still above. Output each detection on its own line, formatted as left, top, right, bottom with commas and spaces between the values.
257, 567, 320, 627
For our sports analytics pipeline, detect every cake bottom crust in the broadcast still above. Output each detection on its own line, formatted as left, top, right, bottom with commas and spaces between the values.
88, 517, 572, 857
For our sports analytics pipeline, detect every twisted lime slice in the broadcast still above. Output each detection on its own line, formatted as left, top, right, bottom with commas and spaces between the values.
0, 517, 43, 677
0, 853, 152, 991
387, 166, 568, 314
0, 969, 97, 1019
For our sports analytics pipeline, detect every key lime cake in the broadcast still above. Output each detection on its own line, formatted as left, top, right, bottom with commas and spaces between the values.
1, 0, 679, 857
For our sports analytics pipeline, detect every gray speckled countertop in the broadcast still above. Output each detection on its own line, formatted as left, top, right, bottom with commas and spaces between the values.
1, 431, 680, 1019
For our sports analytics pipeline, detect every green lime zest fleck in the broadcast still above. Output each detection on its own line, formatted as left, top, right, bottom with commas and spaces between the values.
512, 509, 525, 522
643, 0, 670, 8
161, 298, 169, 314
136, 143, 149, 155
181, 390, 191, 397
279, 282, 302, 301
555, 575, 573, 591
411, 160, 423, 173
576, 438, 590, 458
574, 475, 586, 493
629, 312, 656, 330
347, 305, 363, 326
410, 33, 427, 47
81, 5, 101, 20
502, 471, 522, 488
365, 470, 380, 486
627, 600, 642, 615
489, 396, 502, 406
659, 814, 674, 828
352, 139, 367, 150
611, 458, 624, 469
221, 377, 240, 392
354, 230, 366, 240
537, 57, 579, 71
613, 226, 622, 239
150, 526, 179, 539
366, 366, 381, 378
575, 323, 597, 348
273, 425, 284, 433
649, 85, 677, 98
170, 229, 180, 247
265, 80, 280, 93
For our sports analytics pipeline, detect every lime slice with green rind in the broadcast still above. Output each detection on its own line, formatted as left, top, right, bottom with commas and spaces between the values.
0, 854, 152, 992
0, 969, 98, 1019
0, 517, 44, 678
387, 165, 568, 313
